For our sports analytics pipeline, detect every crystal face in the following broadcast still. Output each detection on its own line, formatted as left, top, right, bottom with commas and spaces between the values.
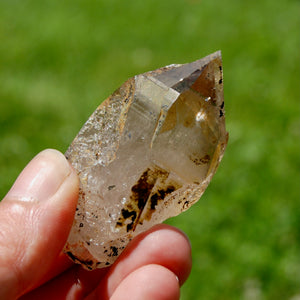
63, 51, 228, 270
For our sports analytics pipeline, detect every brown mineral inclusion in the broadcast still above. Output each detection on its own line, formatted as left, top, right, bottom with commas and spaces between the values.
63, 51, 228, 270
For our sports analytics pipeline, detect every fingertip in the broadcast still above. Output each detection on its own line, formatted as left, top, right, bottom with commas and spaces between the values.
0, 149, 80, 298
150, 224, 192, 284
97, 224, 192, 298
110, 264, 180, 300
118, 224, 192, 285
4, 148, 77, 203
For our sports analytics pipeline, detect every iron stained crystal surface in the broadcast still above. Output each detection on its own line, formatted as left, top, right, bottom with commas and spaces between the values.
63, 51, 228, 270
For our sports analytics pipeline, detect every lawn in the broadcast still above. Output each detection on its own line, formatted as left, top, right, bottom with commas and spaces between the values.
0, 0, 299, 299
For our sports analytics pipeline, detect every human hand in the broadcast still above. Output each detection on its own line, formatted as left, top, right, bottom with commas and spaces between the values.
0, 149, 192, 299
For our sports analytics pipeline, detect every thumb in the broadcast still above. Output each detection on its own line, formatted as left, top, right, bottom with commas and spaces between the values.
0, 149, 79, 299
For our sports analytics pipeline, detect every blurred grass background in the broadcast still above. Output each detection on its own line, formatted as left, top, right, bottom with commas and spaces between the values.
0, 0, 299, 299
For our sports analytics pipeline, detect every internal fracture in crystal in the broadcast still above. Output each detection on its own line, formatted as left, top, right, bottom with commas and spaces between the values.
63, 51, 228, 270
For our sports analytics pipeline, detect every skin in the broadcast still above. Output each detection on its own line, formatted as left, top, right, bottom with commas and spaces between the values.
0, 149, 192, 299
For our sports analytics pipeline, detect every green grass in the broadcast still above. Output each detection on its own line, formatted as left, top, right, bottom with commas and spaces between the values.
0, 0, 299, 298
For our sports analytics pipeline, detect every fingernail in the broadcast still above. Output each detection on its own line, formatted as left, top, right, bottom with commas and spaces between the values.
6, 149, 72, 203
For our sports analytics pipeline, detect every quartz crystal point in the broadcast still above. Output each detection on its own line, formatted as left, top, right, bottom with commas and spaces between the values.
64, 51, 228, 270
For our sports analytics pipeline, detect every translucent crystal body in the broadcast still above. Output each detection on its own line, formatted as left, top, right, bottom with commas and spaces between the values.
64, 51, 228, 270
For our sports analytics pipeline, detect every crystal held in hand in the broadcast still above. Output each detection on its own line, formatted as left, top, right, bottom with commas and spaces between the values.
63, 51, 228, 270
